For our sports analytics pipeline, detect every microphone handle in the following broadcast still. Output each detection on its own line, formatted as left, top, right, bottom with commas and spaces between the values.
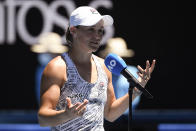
122, 68, 153, 99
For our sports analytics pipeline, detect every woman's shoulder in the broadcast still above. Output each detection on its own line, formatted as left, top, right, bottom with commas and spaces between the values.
94, 55, 105, 65
48, 55, 66, 68
43, 55, 67, 78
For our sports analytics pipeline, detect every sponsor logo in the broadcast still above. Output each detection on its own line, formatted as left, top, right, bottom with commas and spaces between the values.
90, 9, 98, 14
68, 93, 83, 99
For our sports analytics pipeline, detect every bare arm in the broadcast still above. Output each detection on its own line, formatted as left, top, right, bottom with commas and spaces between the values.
38, 56, 69, 126
103, 58, 156, 122
103, 65, 139, 122
38, 56, 88, 127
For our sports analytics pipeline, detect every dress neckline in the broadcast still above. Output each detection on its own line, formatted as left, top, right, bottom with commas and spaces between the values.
66, 53, 99, 85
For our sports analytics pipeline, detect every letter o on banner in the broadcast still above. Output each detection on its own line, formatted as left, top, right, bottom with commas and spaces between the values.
17, 1, 52, 45
0, 3, 4, 44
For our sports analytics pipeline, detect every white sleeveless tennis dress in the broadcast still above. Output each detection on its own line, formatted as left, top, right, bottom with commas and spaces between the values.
51, 52, 108, 131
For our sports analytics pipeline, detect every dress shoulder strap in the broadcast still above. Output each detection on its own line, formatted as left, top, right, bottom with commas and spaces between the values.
61, 52, 75, 68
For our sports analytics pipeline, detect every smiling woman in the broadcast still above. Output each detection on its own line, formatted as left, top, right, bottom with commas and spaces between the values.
66, 24, 105, 53
37, 6, 155, 131
69, 22, 104, 52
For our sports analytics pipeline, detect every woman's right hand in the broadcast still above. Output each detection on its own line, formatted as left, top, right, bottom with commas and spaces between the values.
66, 98, 88, 119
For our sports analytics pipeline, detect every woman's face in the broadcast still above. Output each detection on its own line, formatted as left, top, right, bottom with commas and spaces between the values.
71, 20, 104, 52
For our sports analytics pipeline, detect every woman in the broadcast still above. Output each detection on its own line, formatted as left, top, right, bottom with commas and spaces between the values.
38, 6, 156, 131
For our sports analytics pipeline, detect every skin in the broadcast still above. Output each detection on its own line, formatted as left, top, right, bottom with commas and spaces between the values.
38, 20, 156, 127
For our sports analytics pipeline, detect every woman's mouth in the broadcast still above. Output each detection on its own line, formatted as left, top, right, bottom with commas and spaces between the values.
89, 42, 100, 49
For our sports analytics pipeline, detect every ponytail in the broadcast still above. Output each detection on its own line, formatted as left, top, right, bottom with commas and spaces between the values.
65, 27, 73, 47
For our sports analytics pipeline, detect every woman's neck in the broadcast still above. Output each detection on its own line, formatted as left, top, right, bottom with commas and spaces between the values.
68, 48, 93, 64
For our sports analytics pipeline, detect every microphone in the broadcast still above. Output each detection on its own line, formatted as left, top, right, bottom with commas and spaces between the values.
104, 53, 153, 99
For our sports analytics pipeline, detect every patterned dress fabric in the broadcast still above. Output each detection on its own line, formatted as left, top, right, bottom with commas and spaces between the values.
51, 52, 108, 131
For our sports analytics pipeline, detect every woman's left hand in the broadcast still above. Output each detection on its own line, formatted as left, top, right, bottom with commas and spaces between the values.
137, 59, 156, 87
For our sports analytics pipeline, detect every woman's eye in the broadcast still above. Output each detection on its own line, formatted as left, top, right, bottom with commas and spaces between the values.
88, 28, 94, 32
86, 28, 104, 35
99, 29, 104, 34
